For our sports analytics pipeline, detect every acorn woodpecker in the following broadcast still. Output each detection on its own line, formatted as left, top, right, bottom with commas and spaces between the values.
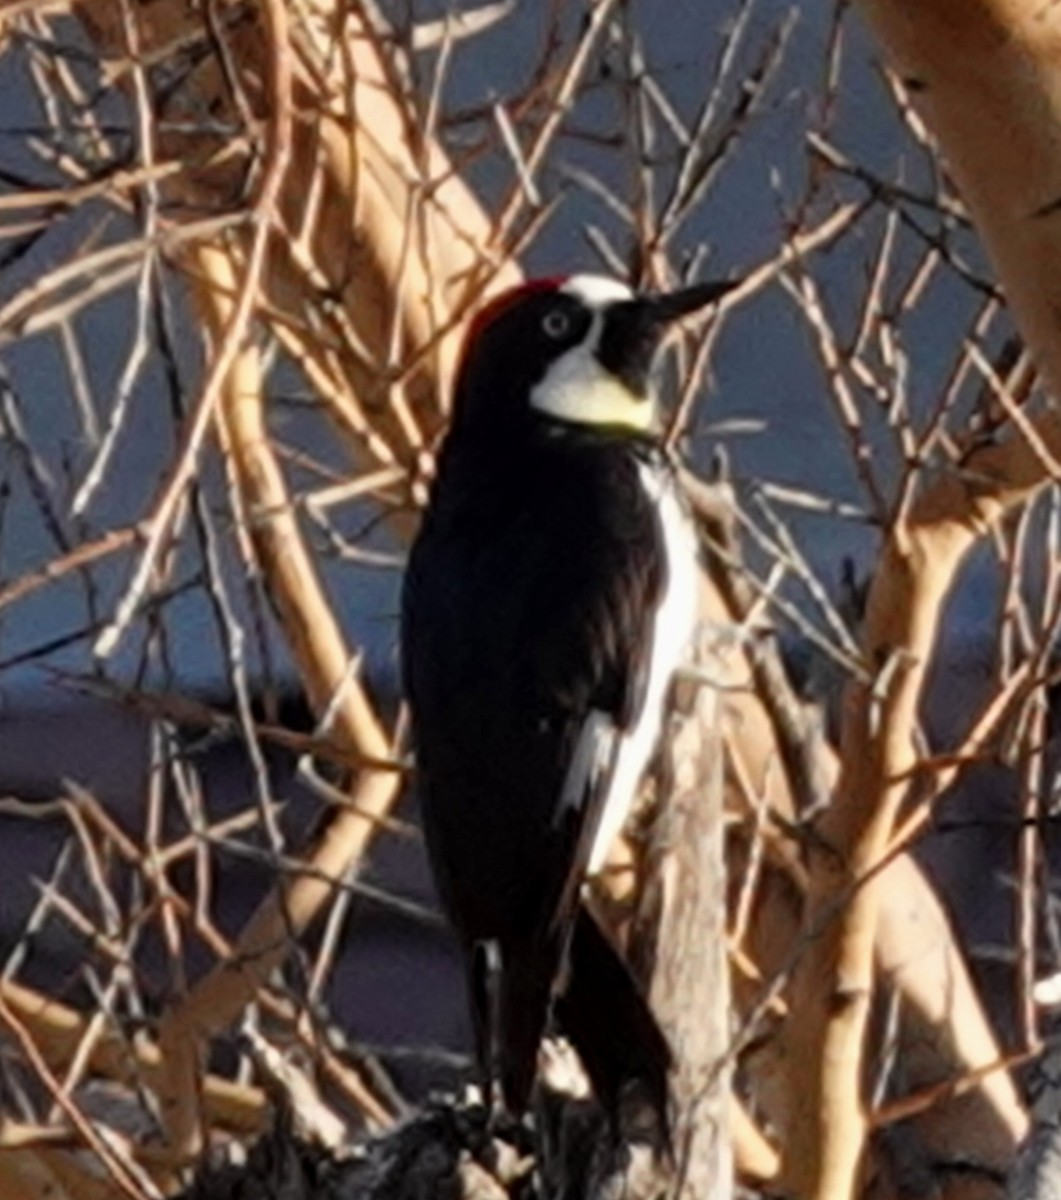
400, 273, 733, 1139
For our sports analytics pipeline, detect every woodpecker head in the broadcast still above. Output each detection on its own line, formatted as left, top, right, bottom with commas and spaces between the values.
451, 273, 736, 439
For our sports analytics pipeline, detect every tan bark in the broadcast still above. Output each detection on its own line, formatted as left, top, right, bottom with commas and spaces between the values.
696, 489, 1026, 1195
73, 0, 519, 471
629, 642, 731, 1198
60, 0, 518, 1162
785, 2, 1061, 1193
0, 979, 265, 1134
2, 3, 1042, 1194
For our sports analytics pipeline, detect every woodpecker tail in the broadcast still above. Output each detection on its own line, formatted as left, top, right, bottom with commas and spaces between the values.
469, 933, 559, 1118
468, 911, 671, 1146
554, 907, 672, 1150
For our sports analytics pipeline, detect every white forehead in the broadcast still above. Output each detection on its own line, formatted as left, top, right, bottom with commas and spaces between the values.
560, 274, 633, 308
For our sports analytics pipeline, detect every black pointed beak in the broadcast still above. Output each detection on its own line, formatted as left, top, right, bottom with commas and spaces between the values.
642, 277, 740, 324
597, 277, 739, 396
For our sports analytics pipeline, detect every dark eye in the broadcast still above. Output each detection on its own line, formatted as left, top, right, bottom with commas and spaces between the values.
542, 309, 571, 339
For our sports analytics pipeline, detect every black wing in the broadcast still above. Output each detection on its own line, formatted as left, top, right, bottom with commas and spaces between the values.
401, 437, 664, 944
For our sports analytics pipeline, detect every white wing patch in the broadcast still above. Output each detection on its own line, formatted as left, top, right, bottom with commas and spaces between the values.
556, 709, 617, 824
585, 465, 699, 874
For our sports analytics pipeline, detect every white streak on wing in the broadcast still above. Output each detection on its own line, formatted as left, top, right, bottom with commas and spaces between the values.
586, 465, 699, 874
556, 709, 616, 821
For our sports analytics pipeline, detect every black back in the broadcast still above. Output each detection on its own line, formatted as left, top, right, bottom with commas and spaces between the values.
402, 419, 663, 940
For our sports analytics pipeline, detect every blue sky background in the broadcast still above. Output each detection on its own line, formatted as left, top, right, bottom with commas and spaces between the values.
0, 1, 1007, 709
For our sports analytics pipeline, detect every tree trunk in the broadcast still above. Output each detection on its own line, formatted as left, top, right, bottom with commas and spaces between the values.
630, 633, 732, 1200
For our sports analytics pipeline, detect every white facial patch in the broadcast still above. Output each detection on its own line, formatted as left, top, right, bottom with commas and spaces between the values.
531, 275, 653, 431
530, 341, 655, 431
